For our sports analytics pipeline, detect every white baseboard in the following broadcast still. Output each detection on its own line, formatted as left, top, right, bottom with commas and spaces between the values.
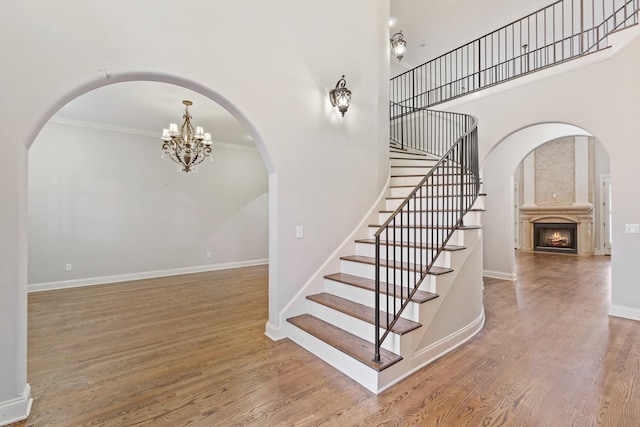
264, 321, 286, 341
0, 383, 32, 427
28, 259, 269, 293
377, 309, 486, 394
609, 304, 640, 322
483, 269, 517, 281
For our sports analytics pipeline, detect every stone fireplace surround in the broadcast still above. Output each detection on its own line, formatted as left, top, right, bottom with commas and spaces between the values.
520, 205, 594, 256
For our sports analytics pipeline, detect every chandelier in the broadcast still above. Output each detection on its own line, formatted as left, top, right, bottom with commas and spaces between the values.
161, 100, 213, 173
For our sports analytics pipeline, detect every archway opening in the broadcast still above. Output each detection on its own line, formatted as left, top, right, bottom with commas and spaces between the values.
28, 81, 270, 289
480, 122, 609, 280
22, 76, 279, 423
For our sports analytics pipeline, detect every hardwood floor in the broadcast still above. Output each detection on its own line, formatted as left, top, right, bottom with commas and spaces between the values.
11, 252, 640, 426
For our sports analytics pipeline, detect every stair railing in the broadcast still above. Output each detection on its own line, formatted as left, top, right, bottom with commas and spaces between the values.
373, 105, 479, 363
390, 0, 639, 110
375, 0, 638, 363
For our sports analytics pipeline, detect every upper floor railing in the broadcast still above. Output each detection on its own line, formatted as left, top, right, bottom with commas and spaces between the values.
390, 0, 639, 110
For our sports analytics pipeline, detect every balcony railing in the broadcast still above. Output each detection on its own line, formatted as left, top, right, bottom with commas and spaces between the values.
390, 0, 639, 109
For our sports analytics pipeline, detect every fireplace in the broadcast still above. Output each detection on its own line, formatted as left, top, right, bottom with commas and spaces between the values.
533, 223, 577, 254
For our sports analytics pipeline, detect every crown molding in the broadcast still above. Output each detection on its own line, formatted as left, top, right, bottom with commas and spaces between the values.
48, 117, 258, 152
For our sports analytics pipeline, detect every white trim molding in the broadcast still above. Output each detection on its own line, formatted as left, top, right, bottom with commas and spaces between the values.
377, 309, 486, 394
264, 321, 286, 341
28, 259, 268, 293
483, 270, 517, 281
609, 304, 640, 322
0, 383, 32, 427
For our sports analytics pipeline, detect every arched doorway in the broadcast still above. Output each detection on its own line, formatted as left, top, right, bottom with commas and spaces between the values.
10, 74, 278, 423
480, 122, 598, 280
28, 81, 270, 289
512, 136, 610, 257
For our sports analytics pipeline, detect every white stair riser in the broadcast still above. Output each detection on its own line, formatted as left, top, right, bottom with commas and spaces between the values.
391, 171, 465, 183
390, 176, 425, 187
464, 210, 483, 224
340, 259, 439, 289
378, 210, 482, 225
472, 197, 485, 210
355, 243, 450, 268
287, 324, 379, 393
306, 301, 406, 354
390, 166, 435, 176
388, 185, 471, 198
323, 278, 421, 322
368, 227, 460, 244
389, 151, 433, 160
385, 198, 465, 211
390, 158, 438, 167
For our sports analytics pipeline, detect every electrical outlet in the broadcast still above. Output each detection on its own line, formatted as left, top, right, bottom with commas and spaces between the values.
296, 225, 304, 239
625, 224, 640, 233
206, 252, 212, 258
65, 264, 72, 271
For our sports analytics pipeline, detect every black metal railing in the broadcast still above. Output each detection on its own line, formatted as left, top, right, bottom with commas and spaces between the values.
373, 106, 479, 363
374, 0, 639, 363
390, 0, 639, 109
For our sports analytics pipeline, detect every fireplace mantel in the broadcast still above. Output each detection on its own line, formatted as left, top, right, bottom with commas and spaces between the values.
519, 205, 594, 256
520, 205, 593, 217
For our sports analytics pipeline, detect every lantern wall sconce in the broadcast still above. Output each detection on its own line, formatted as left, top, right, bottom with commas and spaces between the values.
329, 75, 352, 117
391, 31, 407, 61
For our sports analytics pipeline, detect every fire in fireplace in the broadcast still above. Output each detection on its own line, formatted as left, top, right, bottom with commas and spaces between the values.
533, 223, 577, 254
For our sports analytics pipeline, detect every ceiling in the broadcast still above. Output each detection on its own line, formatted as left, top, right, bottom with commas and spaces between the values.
53, 81, 255, 148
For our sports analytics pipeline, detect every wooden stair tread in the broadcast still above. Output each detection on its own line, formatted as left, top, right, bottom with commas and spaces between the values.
391, 174, 456, 178
389, 157, 438, 161
287, 314, 402, 372
379, 209, 476, 214
391, 163, 436, 169
369, 223, 480, 230
354, 239, 466, 251
307, 293, 421, 335
325, 273, 439, 303
386, 194, 470, 199
341, 255, 453, 275
390, 184, 465, 188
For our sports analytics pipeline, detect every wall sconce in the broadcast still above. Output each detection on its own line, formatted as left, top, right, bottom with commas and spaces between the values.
329, 75, 352, 117
391, 31, 407, 61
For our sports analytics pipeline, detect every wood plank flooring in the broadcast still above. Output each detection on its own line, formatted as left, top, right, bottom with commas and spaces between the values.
10, 252, 640, 426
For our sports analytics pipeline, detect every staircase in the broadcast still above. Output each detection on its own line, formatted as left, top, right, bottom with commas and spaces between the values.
287, 141, 485, 393
283, 0, 638, 395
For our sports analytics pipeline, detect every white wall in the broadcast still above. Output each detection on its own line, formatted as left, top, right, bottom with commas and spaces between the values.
441, 33, 640, 319
28, 121, 268, 287
391, 0, 555, 67
0, 0, 391, 421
